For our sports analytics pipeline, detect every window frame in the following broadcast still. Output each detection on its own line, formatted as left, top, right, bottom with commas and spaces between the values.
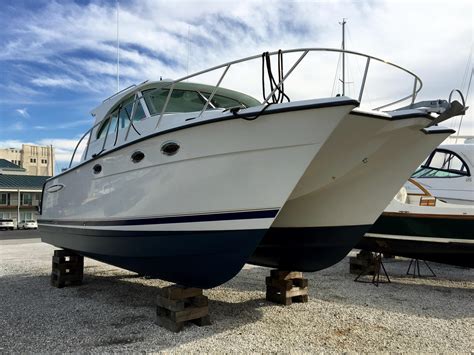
413, 148, 471, 178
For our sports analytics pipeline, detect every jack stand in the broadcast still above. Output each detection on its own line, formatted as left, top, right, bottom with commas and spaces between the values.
406, 258, 436, 277
51, 249, 84, 288
155, 285, 211, 333
354, 252, 391, 286
265, 270, 308, 305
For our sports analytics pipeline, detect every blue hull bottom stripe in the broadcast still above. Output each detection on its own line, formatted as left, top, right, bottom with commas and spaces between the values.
38, 209, 279, 227
249, 225, 372, 271
39, 225, 266, 289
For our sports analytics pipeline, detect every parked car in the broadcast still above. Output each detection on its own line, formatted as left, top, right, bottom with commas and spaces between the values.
18, 220, 38, 229
0, 219, 15, 230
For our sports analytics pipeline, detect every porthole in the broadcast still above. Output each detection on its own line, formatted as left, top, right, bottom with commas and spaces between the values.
93, 164, 102, 174
161, 141, 180, 156
131, 151, 145, 163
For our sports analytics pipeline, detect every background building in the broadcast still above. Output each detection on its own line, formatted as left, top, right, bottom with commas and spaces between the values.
0, 159, 49, 227
0, 144, 55, 176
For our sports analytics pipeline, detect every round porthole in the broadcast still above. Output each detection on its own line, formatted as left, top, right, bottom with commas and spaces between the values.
93, 164, 102, 174
161, 141, 180, 156
131, 151, 145, 163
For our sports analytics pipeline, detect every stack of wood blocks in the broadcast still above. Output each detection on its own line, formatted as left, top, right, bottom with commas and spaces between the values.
349, 250, 376, 275
265, 270, 308, 305
51, 249, 84, 288
156, 285, 211, 332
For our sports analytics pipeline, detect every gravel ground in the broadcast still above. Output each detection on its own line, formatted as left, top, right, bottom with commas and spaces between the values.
0, 236, 473, 353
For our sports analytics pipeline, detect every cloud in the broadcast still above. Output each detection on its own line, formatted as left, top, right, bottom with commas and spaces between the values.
0, 0, 472, 149
15, 108, 29, 118
31, 76, 83, 88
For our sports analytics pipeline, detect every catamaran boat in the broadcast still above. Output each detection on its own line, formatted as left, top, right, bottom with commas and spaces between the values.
407, 144, 474, 205
38, 48, 466, 288
358, 179, 474, 267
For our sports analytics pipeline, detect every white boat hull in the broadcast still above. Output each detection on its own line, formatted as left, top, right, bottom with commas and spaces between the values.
249, 110, 453, 271
39, 100, 356, 287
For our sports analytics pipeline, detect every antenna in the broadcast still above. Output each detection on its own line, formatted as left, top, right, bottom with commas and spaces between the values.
116, 0, 120, 92
186, 25, 190, 77
339, 18, 347, 96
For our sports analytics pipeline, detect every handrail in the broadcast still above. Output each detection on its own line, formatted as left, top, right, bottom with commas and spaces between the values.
69, 47, 424, 168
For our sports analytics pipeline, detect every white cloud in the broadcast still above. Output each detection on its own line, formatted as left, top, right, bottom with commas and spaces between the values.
0, 0, 472, 135
15, 108, 29, 118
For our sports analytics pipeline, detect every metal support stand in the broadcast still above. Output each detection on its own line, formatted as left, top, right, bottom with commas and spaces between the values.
155, 285, 211, 333
354, 252, 391, 286
265, 270, 308, 305
406, 258, 436, 277
51, 249, 84, 288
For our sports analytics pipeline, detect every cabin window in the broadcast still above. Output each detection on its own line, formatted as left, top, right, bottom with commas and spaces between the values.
96, 110, 119, 139
202, 93, 244, 108
119, 97, 134, 128
132, 99, 146, 121
412, 149, 470, 178
142, 89, 208, 114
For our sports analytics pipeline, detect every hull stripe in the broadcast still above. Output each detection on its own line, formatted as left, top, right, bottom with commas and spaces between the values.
38, 209, 279, 227
364, 232, 474, 244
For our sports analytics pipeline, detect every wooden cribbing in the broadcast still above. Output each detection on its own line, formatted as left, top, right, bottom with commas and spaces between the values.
51, 249, 84, 288
265, 270, 309, 305
155, 285, 211, 332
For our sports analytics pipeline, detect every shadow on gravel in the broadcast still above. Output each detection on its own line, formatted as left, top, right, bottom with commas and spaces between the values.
307, 259, 473, 320
221, 259, 473, 321
0, 270, 270, 352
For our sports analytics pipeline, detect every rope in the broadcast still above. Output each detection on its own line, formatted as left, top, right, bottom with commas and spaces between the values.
261, 50, 290, 104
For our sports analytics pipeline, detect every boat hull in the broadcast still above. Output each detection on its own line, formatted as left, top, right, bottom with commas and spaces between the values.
249, 111, 452, 271
358, 213, 474, 268
248, 224, 371, 271
39, 100, 356, 287
40, 224, 267, 288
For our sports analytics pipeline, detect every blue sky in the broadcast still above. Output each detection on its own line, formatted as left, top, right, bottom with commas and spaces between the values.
0, 0, 472, 170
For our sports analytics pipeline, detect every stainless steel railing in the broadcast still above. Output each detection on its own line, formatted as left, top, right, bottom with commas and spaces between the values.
68, 48, 423, 168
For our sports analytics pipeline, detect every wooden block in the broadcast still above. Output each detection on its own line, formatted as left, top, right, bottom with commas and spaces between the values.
158, 285, 202, 300
173, 306, 209, 323
293, 295, 308, 303
156, 295, 185, 312
190, 295, 208, 308
270, 270, 303, 280
156, 315, 184, 333
265, 277, 293, 290
266, 291, 292, 305
356, 250, 374, 260
286, 286, 308, 298
293, 278, 308, 288
191, 315, 211, 326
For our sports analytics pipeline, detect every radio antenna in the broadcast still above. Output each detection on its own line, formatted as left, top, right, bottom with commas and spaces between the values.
116, 0, 120, 92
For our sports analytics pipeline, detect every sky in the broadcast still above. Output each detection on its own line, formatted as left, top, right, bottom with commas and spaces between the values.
0, 0, 472, 171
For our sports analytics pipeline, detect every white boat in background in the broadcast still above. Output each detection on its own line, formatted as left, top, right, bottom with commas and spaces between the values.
359, 179, 474, 268
38, 48, 466, 288
408, 144, 474, 205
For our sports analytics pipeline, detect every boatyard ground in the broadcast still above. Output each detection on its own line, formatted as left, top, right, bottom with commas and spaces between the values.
1, 231, 472, 353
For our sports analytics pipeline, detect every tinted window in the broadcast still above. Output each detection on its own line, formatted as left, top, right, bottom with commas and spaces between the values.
133, 100, 146, 121
143, 89, 208, 114
202, 93, 244, 108
412, 149, 470, 178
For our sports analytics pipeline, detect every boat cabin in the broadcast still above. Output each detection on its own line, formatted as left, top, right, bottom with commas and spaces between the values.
82, 81, 261, 162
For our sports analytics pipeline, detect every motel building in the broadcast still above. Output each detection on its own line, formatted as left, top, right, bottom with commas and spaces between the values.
0, 159, 49, 228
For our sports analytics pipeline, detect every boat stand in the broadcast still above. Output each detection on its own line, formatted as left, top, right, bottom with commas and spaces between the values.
354, 252, 391, 287
51, 249, 84, 288
406, 258, 436, 277
265, 270, 308, 305
155, 285, 211, 333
